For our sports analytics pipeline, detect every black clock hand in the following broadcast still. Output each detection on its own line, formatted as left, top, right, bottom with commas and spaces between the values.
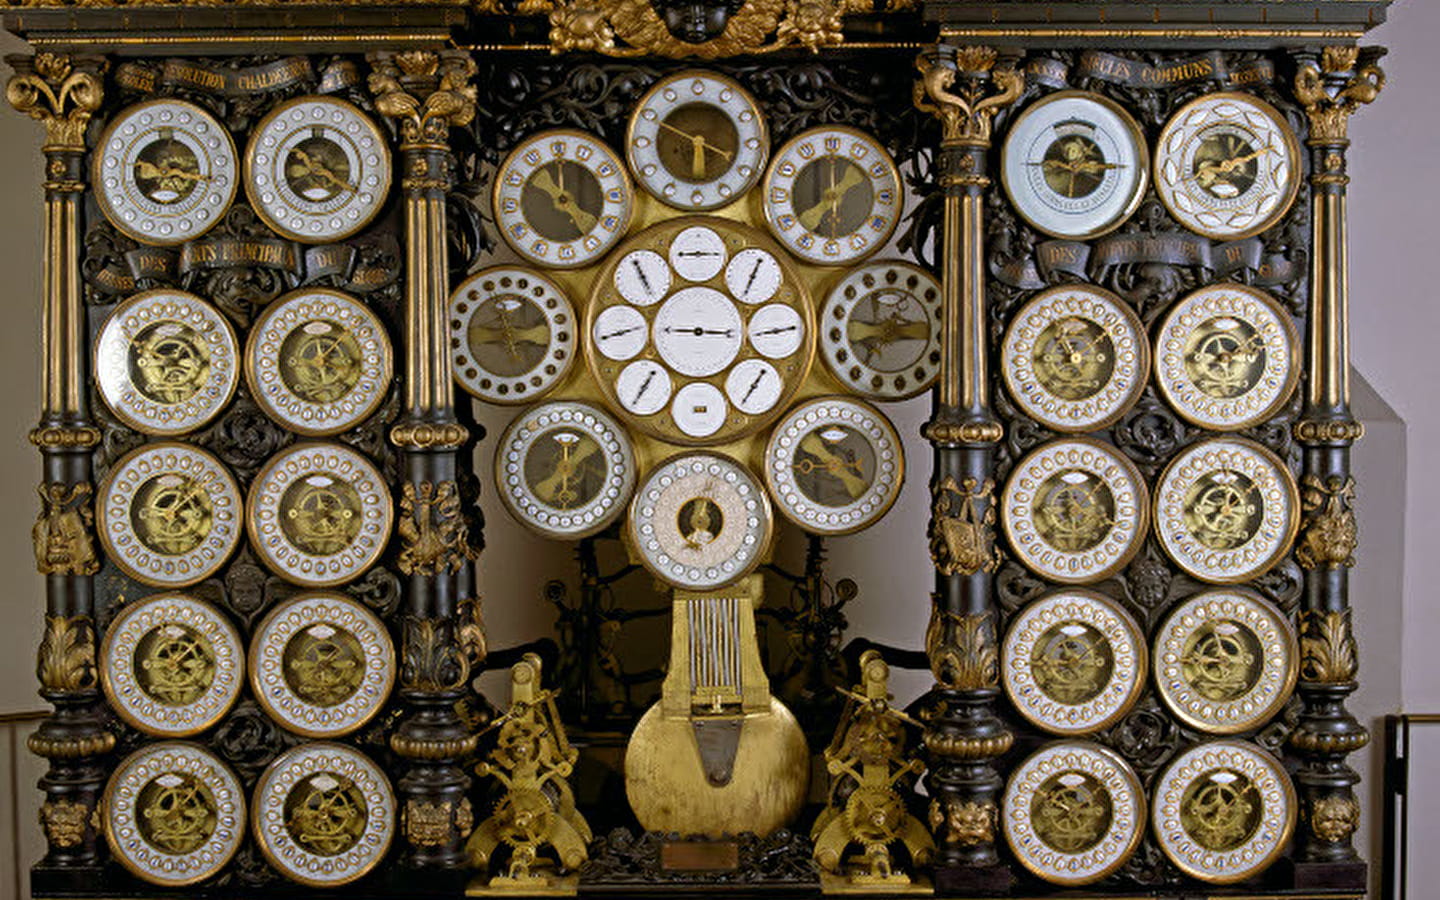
752, 325, 798, 336
743, 259, 761, 297
599, 325, 644, 340
741, 368, 766, 404
662, 326, 735, 337
633, 370, 657, 405
674, 250, 721, 258
631, 258, 653, 295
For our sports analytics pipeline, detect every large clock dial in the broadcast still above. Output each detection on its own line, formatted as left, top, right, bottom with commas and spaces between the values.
1001, 91, 1149, 240
585, 217, 814, 445
448, 266, 576, 404
628, 453, 772, 591
245, 96, 391, 243
761, 126, 902, 265
1154, 93, 1300, 240
627, 70, 768, 211
819, 260, 942, 400
493, 129, 634, 269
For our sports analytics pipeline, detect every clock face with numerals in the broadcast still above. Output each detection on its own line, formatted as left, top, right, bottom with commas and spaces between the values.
245, 96, 391, 243
586, 217, 813, 445
449, 266, 576, 404
1154, 93, 1300, 240
628, 453, 772, 591
819, 260, 942, 400
94, 99, 238, 246
493, 129, 634, 269
761, 126, 902, 265
627, 70, 768, 211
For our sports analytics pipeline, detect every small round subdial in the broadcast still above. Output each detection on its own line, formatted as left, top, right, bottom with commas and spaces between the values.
245, 97, 391, 244
495, 401, 637, 540
585, 216, 814, 446
593, 305, 650, 362
628, 453, 772, 590
669, 225, 728, 282
820, 260, 942, 400
615, 360, 672, 416
725, 358, 782, 415
671, 382, 728, 439
762, 126, 902, 265
614, 250, 672, 306
724, 248, 782, 304
747, 303, 804, 359
95, 100, 238, 246
449, 267, 575, 405
626, 71, 769, 211
493, 129, 634, 269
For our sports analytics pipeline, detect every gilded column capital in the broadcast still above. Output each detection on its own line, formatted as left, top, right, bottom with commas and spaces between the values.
1294, 46, 1386, 146
5, 54, 105, 154
912, 45, 1023, 149
367, 50, 478, 151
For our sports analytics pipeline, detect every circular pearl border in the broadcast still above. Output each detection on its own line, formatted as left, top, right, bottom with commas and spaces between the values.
251, 742, 394, 887
99, 442, 242, 588
449, 266, 576, 405
764, 396, 903, 535
1154, 588, 1298, 734
1002, 285, 1149, 432
1002, 438, 1149, 584
1002, 589, 1146, 735
246, 288, 392, 436
249, 592, 395, 737
101, 594, 243, 737
1154, 437, 1297, 583
96, 290, 239, 436
105, 742, 245, 886
496, 401, 636, 540
1152, 739, 1296, 884
818, 259, 942, 401
1002, 741, 1145, 885
246, 442, 393, 587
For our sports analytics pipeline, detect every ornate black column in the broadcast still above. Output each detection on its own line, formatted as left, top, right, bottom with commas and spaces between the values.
368, 49, 484, 876
5, 53, 111, 883
1284, 44, 1385, 890
912, 44, 1021, 894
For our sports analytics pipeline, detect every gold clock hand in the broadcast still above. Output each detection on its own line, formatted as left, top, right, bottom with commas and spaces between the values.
529, 167, 598, 233
797, 164, 865, 234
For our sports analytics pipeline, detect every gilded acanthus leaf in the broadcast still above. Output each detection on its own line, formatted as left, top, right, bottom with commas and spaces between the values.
37, 615, 96, 693
925, 606, 997, 691
1299, 609, 1358, 684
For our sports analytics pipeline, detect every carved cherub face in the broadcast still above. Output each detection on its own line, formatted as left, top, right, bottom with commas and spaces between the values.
653, 0, 746, 43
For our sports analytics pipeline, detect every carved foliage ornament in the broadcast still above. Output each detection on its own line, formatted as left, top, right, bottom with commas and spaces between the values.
1294, 46, 1386, 145
33, 482, 99, 576
1309, 793, 1360, 844
925, 606, 998, 691
1299, 609, 1358, 685
404, 799, 473, 848
38, 614, 97, 694
913, 47, 1023, 148
5, 54, 105, 154
368, 51, 477, 149
928, 476, 999, 577
927, 797, 996, 847
1296, 474, 1357, 570
397, 481, 477, 576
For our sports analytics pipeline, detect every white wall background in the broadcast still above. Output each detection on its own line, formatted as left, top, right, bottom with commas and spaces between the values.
0, 1, 1432, 892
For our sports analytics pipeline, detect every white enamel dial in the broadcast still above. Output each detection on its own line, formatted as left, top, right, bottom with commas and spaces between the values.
1155, 93, 1301, 240
725, 358, 782, 415
653, 288, 743, 377
668, 224, 728, 282
448, 267, 574, 405
762, 126, 902, 265
628, 453, 772, 590
616, 360, 672, 415
614, 250, 672, 306
626, 70, 768, 211
724, 248, 782, 304
94, 99, 238, 246
671, 382, 728, 438
585, 217, 813, 446
819, 259, 942, 400
1002, 91, 1149, 240
493, 129, 633, 268
747, 303, 804, 359
593, 305, 649, 362
245, 96, 391, 243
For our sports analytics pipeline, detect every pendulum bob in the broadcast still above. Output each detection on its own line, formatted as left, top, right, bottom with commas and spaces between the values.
624, 575, 810, 841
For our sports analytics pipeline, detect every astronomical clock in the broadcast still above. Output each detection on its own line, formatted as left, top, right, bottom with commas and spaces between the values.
1, 0, 1389, 897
